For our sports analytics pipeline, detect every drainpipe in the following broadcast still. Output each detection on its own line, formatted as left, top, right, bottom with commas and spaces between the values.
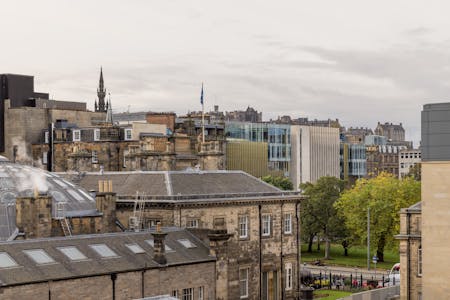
259, 204, 262, 299
141, 269, 146, 297
111, 273, 117, 300
280, 202, 284, 300
406, 212, 411, 300
296, 201, 301, 299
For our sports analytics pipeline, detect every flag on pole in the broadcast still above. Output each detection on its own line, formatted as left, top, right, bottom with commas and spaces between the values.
200, 83, 204, 105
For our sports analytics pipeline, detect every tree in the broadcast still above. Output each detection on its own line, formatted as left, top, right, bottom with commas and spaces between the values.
407, 163, 421, 181
300, 177, 347, 259
335, 172, 420, 262
261, 175, 293, 190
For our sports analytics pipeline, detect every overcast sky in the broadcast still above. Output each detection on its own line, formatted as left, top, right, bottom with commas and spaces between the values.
3, 1, 450, 145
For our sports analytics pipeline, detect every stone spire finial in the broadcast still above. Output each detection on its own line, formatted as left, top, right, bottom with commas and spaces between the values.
96, 67, 106, 112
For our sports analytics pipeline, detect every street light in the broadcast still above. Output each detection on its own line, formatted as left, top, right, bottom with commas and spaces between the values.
367, 207, 370, 270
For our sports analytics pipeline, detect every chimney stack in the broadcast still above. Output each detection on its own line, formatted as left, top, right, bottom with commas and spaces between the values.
152, 222, 167, 265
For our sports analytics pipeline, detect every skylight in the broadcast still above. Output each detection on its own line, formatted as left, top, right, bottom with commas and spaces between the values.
89, 244, 119, 258
0, 252, 18, 268
23, 249, 55, 265
125, 243, 145, 254
177, 239, 196, 248
57, 246, 88, 261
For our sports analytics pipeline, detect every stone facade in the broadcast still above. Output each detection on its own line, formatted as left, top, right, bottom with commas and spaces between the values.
375, 122, 405, 142
421, 162, 450, 298
115, 197, 301, 300
146, 112, 176, 132
15, 192, 119, 240
396, 203, 422, 300
365, 145, 399, 177
3, 99, 105, 163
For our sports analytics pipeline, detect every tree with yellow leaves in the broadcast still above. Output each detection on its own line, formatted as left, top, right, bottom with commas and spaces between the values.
335, 172, 420, 262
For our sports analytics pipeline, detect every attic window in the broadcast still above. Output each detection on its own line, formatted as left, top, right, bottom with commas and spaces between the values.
57, 246, 88, 261
89, 244, 119, 258
0, 252, 18, 268
177, 239, 196, 248
23, 249, 56, 265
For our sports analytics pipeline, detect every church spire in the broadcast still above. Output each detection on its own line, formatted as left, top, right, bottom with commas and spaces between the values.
96, 67, 106, 112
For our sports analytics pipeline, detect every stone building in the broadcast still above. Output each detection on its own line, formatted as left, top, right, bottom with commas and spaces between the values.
31, 118, 225, 172
395, 202, 422, 300
0, 73, 106, 163
342, 127, 373, 144
0, 154, 303, 299
225, 106, 262, 123
375, 122, 406, 142
64, 170, 304, 300
0, 229, 216, 300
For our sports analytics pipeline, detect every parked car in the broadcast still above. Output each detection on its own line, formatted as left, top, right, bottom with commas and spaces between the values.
385, 263, 400, 286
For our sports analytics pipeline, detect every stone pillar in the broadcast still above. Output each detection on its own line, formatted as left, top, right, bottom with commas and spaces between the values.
15, 194, 52, 239
208, 229, 232, 300
152, 224, 167, 265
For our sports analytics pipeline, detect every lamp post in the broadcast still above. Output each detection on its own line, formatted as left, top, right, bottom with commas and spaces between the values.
367, 207, 370, 270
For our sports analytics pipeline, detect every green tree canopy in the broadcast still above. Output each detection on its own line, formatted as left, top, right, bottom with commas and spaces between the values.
407, 163, 421, 181
300, 176, 347, 259
261, 175, 293, 190
335, 172, 420, 262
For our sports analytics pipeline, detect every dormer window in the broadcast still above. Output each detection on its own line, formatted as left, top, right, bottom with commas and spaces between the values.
94, 129, 101, 141
124, 128, 132, 141
72, 130, 81, 142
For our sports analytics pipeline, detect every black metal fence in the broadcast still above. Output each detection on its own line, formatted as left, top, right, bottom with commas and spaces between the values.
303, 271, 398, 292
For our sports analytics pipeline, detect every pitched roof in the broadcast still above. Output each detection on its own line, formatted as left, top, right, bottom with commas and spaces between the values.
0, 229, 213, 286
61, 170, 284, 198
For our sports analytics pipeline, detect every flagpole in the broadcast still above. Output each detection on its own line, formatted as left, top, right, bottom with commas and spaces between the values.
201, 83, 205, 143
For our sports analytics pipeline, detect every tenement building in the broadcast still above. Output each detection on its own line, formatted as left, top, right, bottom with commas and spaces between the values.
0, 73, 106, 163
64, 170, 304, 300
31, 111, 225, 172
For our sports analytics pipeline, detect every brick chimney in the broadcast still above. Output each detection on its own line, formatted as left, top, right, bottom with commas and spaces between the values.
152, 223, 167, 265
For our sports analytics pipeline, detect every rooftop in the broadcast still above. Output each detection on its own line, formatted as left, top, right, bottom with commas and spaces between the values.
0, 228, 212, 286
60, 170, 298, 201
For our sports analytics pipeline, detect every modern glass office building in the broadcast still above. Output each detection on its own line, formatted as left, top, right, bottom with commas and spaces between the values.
340, 143, 367, 179
225, 122, 291, 175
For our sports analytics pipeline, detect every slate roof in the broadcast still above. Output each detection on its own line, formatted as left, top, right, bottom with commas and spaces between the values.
0, 228, 213, 286
61, 170, 285, 198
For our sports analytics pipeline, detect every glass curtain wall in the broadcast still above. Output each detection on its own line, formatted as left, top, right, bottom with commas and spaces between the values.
226, 122, 291, 175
